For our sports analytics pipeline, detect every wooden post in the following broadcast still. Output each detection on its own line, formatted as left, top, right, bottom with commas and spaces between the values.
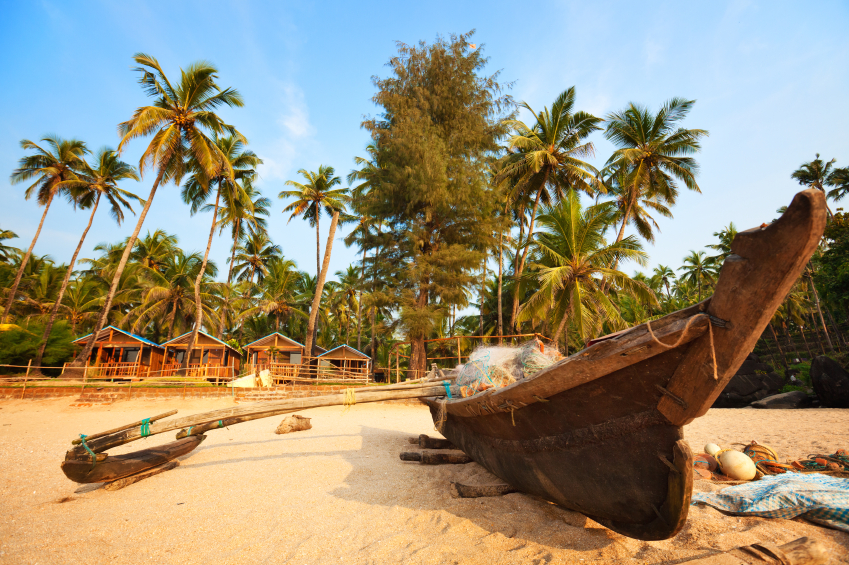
20, 360, 31, 400
457, 337, 461, 367
136, 343, 143, 382
61, 362, 66, 376
25, 359, 31, 377
395, 350, 399, 384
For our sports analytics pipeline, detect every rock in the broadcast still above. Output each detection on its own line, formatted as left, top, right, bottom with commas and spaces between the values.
274, 415, 312, 434
811, 356, 849, 408
713, 353, 786, 408
751, 391, 811, 409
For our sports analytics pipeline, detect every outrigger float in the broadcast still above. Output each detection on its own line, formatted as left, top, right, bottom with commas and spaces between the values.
61, 189, 827, 542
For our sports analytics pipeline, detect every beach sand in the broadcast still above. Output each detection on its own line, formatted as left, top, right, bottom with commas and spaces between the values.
0, 398, 847, 564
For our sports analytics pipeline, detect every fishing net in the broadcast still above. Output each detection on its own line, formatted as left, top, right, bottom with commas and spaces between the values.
455, 339, 563, 398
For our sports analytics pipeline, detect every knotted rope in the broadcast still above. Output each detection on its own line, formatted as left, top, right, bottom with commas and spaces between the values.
140, 417, 151, 438
646, 315, 718, 380
79, 434, 97, 469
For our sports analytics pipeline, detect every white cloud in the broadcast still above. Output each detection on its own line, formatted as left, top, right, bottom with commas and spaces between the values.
257, 84, 318, 181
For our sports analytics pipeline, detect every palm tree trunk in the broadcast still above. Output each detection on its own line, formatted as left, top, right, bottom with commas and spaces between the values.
305, 212, 339, 359
167, 298, 179, 341
825, 306, 846, 351
357, 247, 365, 351
497, 216, 505, 343
768, 323, 788, 368
809, 313, 827, 355
181, 189, 221, 373
2, 191, 55, 323
807, 271, 833, 351
71, 170, 165, 370
781, 322, 797, 362
479, 261, 485, 337
315, 201, 321, 277
37, 193, 100, 374
511, 178, 547, 332
227, 222, 239, 284
799, 324, 814, 361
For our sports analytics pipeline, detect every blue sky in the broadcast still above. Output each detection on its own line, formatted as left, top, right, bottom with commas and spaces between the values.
2, 0, 848, 289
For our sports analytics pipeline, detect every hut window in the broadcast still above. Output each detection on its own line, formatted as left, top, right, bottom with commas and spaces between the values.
202, 351, 209, 363
123, 348, 140, 363
175, 351, 185, 363
290, 353, 302, 364
142, 349, 152, 363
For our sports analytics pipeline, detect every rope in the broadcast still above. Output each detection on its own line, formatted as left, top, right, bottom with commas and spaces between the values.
434, 398, 447, 432
186, 426, 193, 436
647, 316, 718, 380
79, 434, 97, 469
140, 418, 151, 438
442, 381, 453, 399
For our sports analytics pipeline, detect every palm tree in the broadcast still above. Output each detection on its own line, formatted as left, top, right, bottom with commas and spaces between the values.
258, 257, 306, 332
826, 166, 849, 203
232, 230, 281, 284
180, 135, 260, 371
212, 281, 255, 339
34, 148, 141, 372
280, 165, 350, 276
61, 279, 102, 335
72, 53, 244, 371
651, 265, 677, 299
499, 87, 603, 332
600, 166, 672, 244
678, 251, 718, 302
5, 136, 88, 323
792, 154, 835, 217
131, 230, 179, 274
217, 179, 270, 283
124, 251, 215, 341
604, 98, 708, 243
0, 229, 19, 263
334, 265, 360, 345
517, 191, 655, 349
707, 222, 738, 263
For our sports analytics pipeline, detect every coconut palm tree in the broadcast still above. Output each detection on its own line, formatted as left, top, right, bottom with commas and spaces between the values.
61, 279, 102, 335
792, 154, 836, 217
604, 98, 708, 244
34, 148, 142, 372
217, 179, 270, 283
707, 222, 738, 263
280, 165, 350, 276
72, 53, 244, 370
600, 166, 673, 244
0, 229, 19, 263
180, 135, 260, 371
517, 191, 655, 349
5, 136, 88, 323
131, 230, 180, 274
124, 251, 216, 341
232, 230, 281, 284
258, 257, 307, 332
212, 281, 255, 340
498, 87, 603, 332
826, 166, 849, 203
651, 265, 677, 299
678, 251, 718, 302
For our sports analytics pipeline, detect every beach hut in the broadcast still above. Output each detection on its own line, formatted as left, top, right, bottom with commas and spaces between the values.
244, 333, 305, 382
161, 330, 241, 381
71, 326, 164, 380
317, 345, 371, 381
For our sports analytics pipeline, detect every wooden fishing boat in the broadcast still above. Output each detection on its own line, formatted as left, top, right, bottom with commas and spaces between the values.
424, 188, 827, 541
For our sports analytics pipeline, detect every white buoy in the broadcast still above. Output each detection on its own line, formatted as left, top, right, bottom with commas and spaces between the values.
718, 450, 757, 481
704, 443, 721, 456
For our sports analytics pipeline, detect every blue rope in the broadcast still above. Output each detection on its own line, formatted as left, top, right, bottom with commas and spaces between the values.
186, 426, 193, 436
79, 434, 97, 468
442, 381, 453, 399
218, 420, 224, 428
140, 418, 151, 438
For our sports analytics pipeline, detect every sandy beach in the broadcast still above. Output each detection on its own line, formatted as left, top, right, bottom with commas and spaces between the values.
0, 399, 847, 564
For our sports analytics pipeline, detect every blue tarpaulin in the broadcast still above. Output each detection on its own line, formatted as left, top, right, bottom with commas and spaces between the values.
692, 473, 849, 532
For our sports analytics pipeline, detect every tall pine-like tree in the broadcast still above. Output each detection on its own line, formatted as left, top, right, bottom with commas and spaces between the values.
362, 32, 511, 377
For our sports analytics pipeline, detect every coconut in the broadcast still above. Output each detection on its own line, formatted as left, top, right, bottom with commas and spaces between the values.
718, 450, 757, 481
704, 443, 720, 456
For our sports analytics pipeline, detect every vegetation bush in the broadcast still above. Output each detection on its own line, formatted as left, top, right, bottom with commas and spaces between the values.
0, 321, 74, 371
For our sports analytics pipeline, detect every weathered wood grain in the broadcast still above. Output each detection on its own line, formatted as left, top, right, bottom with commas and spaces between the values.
103, 461, 179, 491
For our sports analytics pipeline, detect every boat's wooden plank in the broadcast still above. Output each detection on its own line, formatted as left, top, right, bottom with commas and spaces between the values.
103, 461, 179, 491
446, 308, 709, 417
67, 384, 457, 458
61, 435, 205, 484
659, 189, 827, 425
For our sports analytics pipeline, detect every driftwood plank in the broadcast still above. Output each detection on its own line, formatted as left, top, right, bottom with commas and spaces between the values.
104, 461, 179, 491
418, 434, 454, 449
71, 410, 178, 445
400, 450, 472, 465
